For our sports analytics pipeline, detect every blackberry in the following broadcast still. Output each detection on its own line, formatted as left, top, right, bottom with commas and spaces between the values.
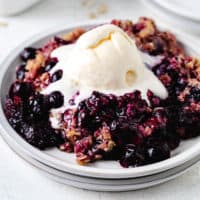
5, 99, 23, 131
177, 105, 200, 139
20, 122, 63, 149
27, 94, 46, 121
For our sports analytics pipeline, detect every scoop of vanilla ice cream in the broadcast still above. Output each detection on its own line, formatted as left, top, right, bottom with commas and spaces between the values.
66, 24, 145, 90
46, 24, 167, 99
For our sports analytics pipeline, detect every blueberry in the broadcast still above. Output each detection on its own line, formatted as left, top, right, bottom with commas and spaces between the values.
47, 91, 64, 109
20, 47, 37, 61
51, 70, 63, 82
9, 82, 33, 99
16, 64, 26, 80
145, 143, 170, 164
119, 144, 145, 167
44, 57, 58, 72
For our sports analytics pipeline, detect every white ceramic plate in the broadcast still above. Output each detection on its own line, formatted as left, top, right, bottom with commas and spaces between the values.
20, 155, 200, 191
0, 21, 200, 179
153, 0, 200, 22
142, 0, 200, 34
34, 159, 200, 191
0, 0, 41, 16
2, 130, 199, 191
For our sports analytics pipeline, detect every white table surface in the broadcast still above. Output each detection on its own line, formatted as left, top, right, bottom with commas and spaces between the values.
0, 0, 200, 199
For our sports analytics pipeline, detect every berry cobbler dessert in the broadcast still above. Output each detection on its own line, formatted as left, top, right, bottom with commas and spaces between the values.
5, 18, 200, 168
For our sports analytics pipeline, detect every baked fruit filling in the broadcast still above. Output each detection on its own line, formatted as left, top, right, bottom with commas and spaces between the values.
5, 17, 200, 167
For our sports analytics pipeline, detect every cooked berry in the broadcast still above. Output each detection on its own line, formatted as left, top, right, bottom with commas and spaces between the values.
5, 98, 63, 150
5, 99, 22, 131
177, 105, 200, 139
47, 91, 64, 109
16, 64, 26, 80
189, 87, 200, 102
54, 37, 71, 45
27, 94, 46, 121
101, 146, 122, 160
51, 70, 63, 82
9, 82, 33, 99
19, 122, 63, 149
44, 57, 58, 72
145, 143, 170, 164
147, 36, 166, 55
20, 47, 37, 61
120, 144, 145, 168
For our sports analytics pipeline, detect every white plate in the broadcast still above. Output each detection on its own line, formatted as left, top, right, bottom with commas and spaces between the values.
153, 0, 200, 22
25, 157, 200, 191
0, 21, 200, 179
0, 0, 41, 16
2, 130, 199, 191
142, 0, 200, 34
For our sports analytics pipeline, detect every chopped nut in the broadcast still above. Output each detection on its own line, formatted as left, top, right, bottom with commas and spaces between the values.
76, 153, 91, 165
62, 28, 85, 41
138, 18, 156, 38
66, 128, 81, 143
95, 126, 116, 152
159, 74, 171, 86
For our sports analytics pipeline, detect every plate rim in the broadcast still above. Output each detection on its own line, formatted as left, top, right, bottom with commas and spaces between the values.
2, 125, 199, 192
152, 0, 200, 22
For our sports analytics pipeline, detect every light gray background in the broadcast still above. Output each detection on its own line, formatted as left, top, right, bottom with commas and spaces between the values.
0, 0, 199, 199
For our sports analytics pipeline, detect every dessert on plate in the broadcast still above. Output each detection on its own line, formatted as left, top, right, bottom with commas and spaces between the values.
5, 17, 200, 168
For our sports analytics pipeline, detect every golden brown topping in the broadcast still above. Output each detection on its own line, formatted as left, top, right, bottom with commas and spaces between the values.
185, 57, 200, 80
95, 127, 116, 152
137, 17, 156, 38
65, 128, 82, 144
62, 28, 85, 42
